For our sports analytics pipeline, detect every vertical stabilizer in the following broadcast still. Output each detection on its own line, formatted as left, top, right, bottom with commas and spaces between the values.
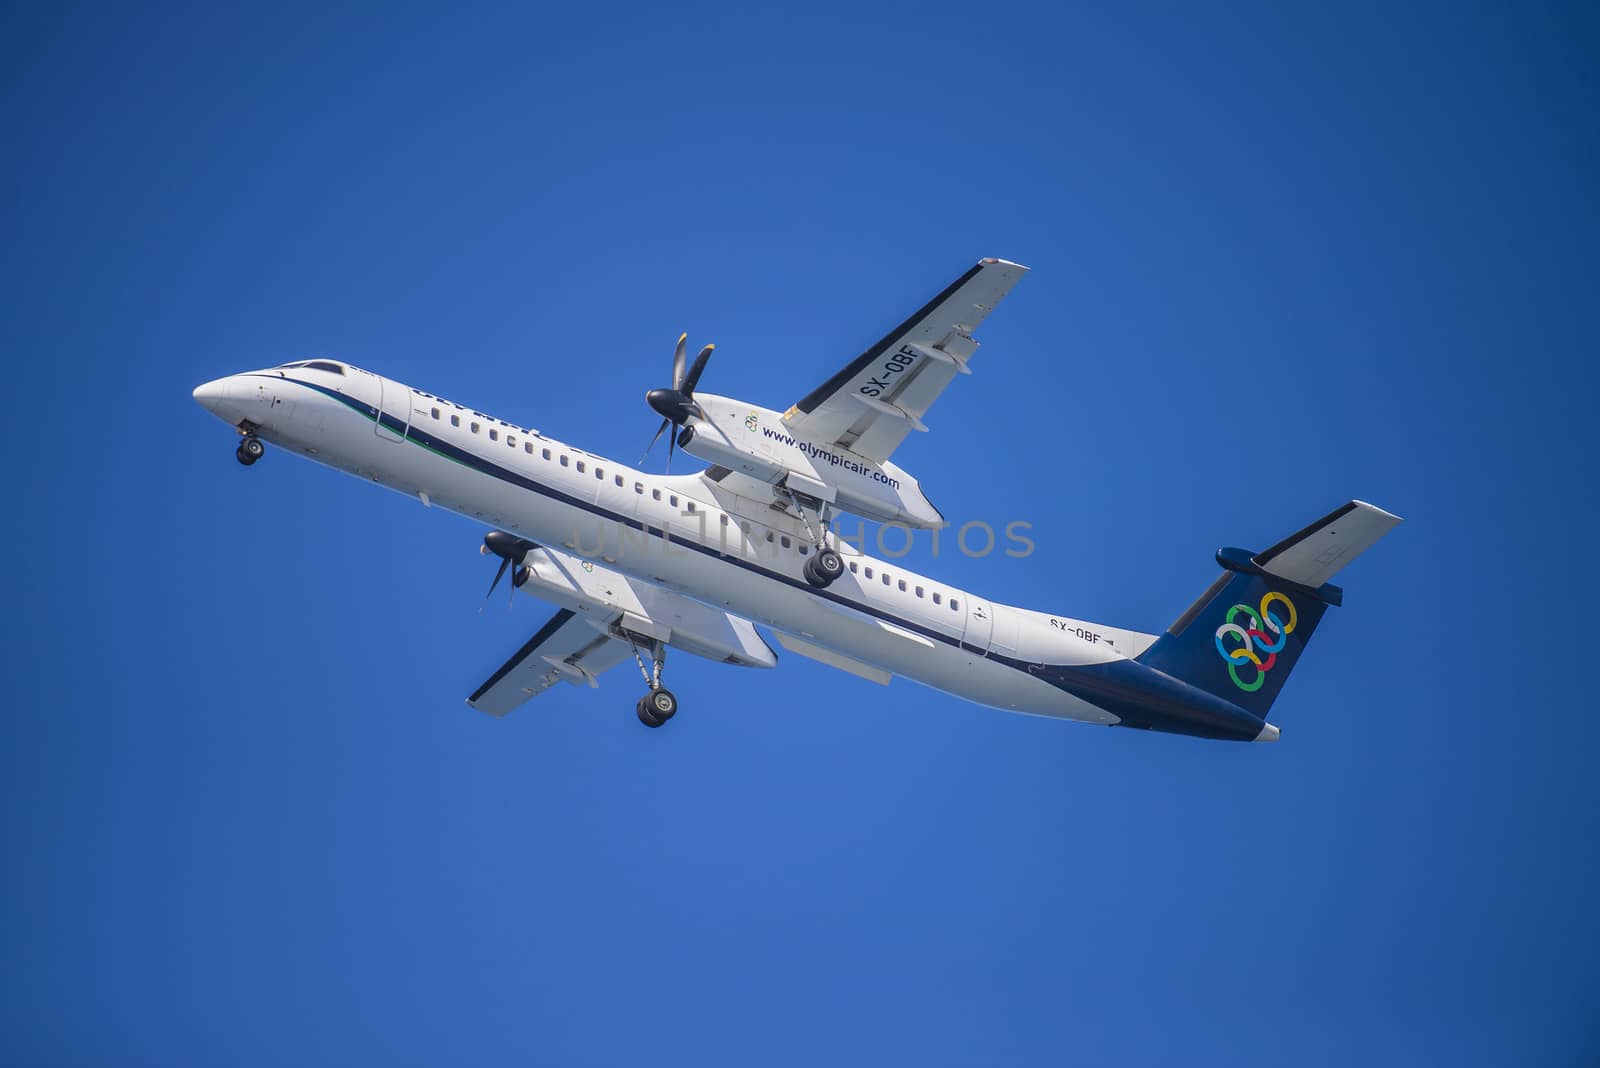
1138, 501, 1401, 720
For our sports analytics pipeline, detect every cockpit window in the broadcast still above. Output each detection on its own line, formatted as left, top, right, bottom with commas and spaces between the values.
276, 359, 346, 375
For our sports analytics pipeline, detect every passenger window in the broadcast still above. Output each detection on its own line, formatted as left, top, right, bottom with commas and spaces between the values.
849, 562, 858, 573
542, 448, 551, 460
951, 599, 961, 611
576, 461, 585, 473
471, 422, 480, 434
898, 579, 907, 592
933, 592, 942, 605
799, 544, 808, 555
508, 435, 516, 447
489, 429, 498, 441
525, 442, 534, 454
652, 488, 661, 501
915, 586, 924, 598
685, 501, 695, 512
882, 573, 891, 586
864, 567, 873, 579
595, 467, 604, 480
430, 407, 440, 420
560, 455, 569, 467
451, 415, 460, 427
719, 514, 728, 525
634, 482, 643, 494
615, 475, 624, 487
765, 532, 774, 542
669, 495, 678, 507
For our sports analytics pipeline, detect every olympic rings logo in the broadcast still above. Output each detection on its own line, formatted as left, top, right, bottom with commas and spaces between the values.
1213, 591, 1298, 692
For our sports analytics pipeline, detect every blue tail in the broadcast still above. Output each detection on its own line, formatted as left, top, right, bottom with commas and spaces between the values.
1138, 501, 1401, 721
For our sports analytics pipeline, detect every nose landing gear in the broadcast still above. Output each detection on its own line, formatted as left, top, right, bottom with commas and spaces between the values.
235, 435, 265, 466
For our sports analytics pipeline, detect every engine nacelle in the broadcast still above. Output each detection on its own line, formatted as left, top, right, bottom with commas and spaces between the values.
681, 394, 944, 528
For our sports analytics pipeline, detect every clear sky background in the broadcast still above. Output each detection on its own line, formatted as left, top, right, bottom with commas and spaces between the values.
4, 3, 1596, 1065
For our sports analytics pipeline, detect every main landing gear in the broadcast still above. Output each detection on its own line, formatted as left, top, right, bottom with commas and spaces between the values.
235, 435, 265, 466
630, 639, 678, 728
787, 490, 842, 589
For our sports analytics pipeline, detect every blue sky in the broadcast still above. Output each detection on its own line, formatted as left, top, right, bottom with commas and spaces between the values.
4, 3, 1596, 1064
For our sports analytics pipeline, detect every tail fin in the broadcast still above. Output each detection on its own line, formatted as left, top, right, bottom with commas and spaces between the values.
1138, 501, 1401, 720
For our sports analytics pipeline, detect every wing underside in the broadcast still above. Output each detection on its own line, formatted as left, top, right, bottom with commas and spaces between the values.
467, 608, 636, 717
782, 258, 1028, 464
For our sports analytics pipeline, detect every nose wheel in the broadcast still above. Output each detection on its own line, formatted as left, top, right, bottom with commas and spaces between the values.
630, 640, 679, 728
235, 435, 265, 466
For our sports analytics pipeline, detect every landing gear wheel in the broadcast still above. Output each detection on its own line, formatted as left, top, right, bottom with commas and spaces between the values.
804, 547, 843, 588
648, 688, 677, 721
814, 547, 843, 583
236, 436, 264, 466
636, 696, 665, 728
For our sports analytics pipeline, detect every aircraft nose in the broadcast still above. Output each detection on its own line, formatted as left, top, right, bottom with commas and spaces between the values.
192, 377, 231, 413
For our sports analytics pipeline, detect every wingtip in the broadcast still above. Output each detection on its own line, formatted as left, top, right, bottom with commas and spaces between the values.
1352, 499, 1404, 524
981, 257, 1031, 271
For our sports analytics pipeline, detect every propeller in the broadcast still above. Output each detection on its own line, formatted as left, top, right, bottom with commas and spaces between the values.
480, 530, 538, 608
642, 332, 714, 472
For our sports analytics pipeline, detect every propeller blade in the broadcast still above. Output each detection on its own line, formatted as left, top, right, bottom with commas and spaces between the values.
671, 332, 688, 391
666, 423, 676, 474
641, 415, 670, 462
486, 555, 509, 599
681, 343, 714, 397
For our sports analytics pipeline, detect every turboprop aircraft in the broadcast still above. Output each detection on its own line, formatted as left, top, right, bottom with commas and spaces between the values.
193, 258, 1400, 741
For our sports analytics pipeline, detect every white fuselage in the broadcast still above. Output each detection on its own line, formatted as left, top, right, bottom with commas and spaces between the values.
194, 362, 1163, 727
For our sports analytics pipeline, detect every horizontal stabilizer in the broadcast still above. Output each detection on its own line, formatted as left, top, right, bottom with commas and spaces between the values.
1252, 500, 1402, 590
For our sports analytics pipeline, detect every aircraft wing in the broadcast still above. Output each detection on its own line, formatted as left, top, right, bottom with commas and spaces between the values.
466, 545, 779, 717
467, 607, 637, 717
780, 258, 1028, 464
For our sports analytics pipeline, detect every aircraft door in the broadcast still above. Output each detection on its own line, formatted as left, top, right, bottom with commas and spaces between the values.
376, 376, 410, 443
962, 596, 993, 652
987, 606, 1021, 663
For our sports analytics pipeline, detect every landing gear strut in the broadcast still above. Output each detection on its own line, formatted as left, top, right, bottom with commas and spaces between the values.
235, 435, 264, 466
630, 639, 677, 728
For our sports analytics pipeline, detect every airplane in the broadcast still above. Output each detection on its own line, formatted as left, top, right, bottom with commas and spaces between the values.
192, 258, 1400, 742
